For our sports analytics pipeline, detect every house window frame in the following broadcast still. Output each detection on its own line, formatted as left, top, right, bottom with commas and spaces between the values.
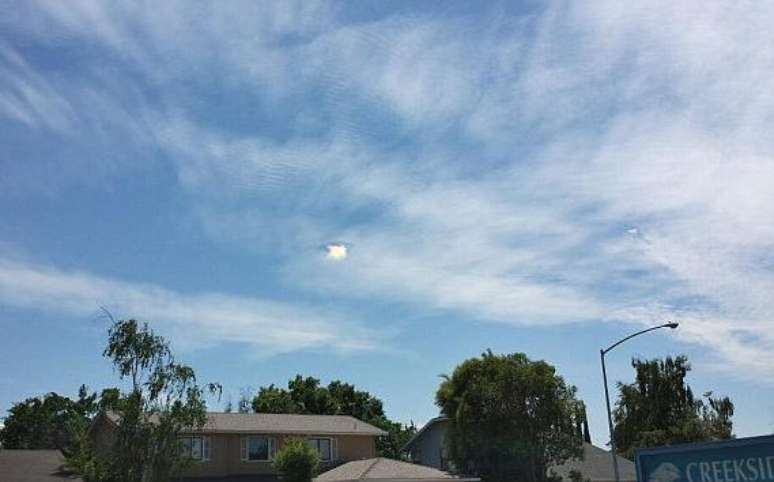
307, 437, 334, 462
179, 435, 210, 462
241, 435, 276, 463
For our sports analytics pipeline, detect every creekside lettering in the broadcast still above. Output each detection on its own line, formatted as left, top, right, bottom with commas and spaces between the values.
684, 457, 774, 482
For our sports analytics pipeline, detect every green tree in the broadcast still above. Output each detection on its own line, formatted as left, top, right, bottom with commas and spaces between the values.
436, 350, 584, 482
613, 355, 734, 458
253, 384, 297, 414
96, 318, 220, 482
273, 437, 320, 482
0, 385, 97, 450
252, 375, 416, 458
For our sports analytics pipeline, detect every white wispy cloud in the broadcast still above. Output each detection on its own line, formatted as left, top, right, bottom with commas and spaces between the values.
0, 45, 76, 132
0, 258, 382, 354
5, 1, 774, 379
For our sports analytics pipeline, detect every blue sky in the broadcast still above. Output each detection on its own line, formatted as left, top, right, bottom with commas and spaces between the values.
2, 1, 774, 444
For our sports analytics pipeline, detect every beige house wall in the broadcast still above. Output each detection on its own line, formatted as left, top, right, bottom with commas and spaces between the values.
92, 421, 378, 479
184, 433, 377, 478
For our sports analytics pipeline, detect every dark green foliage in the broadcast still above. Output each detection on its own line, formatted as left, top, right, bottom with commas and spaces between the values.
436, 350, 584, 482
377, 418, 418, 461
567, 469, 591, 482
273, 437, 321, 482
253, 384, 297, 414
252, 375, 416, 458
0, 385, 97, 450
613, 355, 734, 458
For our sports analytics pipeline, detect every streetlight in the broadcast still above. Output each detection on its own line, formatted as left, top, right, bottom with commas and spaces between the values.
600, 322, 679, 482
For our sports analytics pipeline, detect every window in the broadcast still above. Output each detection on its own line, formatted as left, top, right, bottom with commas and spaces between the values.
307, 438, 333, 461
241, 436, 275, 462
179, 436, 210, 461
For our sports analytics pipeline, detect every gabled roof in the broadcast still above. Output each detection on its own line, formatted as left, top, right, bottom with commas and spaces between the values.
402, 416, 449, 451
103, 411, 386, 436
201, 413, 387, 436
314, 458, 479, 482
551, 443, 637, 482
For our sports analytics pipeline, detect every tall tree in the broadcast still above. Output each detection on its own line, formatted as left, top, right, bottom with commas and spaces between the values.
613, 355, 734, 458
90, 318, 220, 482
436, 350, 585, 482
252, 375, 415, 458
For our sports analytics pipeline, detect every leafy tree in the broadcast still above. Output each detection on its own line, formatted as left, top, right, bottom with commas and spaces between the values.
252, 375, 416, 458
253, 384, 297, 414
273, 437, 320, 482
613, 355, 734, 458
92, 318, 220, 482
0, 385, 97, 450
376, 418, 417, 461
436, 350, 585, 482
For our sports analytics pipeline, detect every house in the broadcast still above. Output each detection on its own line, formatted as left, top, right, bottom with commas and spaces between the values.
91, 411, 387, 479
403, 416, 452, 470
314, 457, 479, 482
0, 449, 82, 481
402, 417, 637, 482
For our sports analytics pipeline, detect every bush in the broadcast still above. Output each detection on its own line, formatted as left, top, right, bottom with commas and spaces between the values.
273, 437, 320, 482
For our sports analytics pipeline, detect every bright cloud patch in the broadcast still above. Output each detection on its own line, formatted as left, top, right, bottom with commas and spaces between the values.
325, 243, 348, 261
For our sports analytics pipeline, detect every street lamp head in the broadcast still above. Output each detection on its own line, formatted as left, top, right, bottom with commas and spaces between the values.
665, 322, 679, 329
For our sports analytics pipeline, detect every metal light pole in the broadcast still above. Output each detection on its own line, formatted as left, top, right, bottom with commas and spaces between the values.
601, 322, 679, 482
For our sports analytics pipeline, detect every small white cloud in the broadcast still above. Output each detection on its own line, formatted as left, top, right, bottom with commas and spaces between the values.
325, 243, 348, 260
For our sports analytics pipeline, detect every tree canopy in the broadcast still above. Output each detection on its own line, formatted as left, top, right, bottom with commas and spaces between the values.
613, 355, 734, 458
436, 350, 585, 482
252, 375, 415, 458
0, 385, 97, 450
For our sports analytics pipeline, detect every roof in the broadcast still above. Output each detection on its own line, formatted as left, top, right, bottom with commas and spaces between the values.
402, 417, 449, 451
551, 443, 637, 482
103, 411, 387, 436
0, 450, 82, 481
314, 458, 479, 482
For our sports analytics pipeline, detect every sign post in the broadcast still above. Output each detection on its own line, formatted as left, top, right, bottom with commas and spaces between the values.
636, 436, 774, 482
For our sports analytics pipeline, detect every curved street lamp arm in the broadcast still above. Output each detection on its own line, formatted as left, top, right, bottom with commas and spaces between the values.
600, 321, 678, 482
601, 322, 678, 355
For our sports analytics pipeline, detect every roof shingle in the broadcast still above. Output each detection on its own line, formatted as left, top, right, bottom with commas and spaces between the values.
104, 411, 387, 436
314, 458, 479, 481
551, 443, 637, 482
201, 413, 387, 436
0, 450, 81, 482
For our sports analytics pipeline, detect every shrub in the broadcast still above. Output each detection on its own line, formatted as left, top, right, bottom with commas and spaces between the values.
273, 437, 321, 482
